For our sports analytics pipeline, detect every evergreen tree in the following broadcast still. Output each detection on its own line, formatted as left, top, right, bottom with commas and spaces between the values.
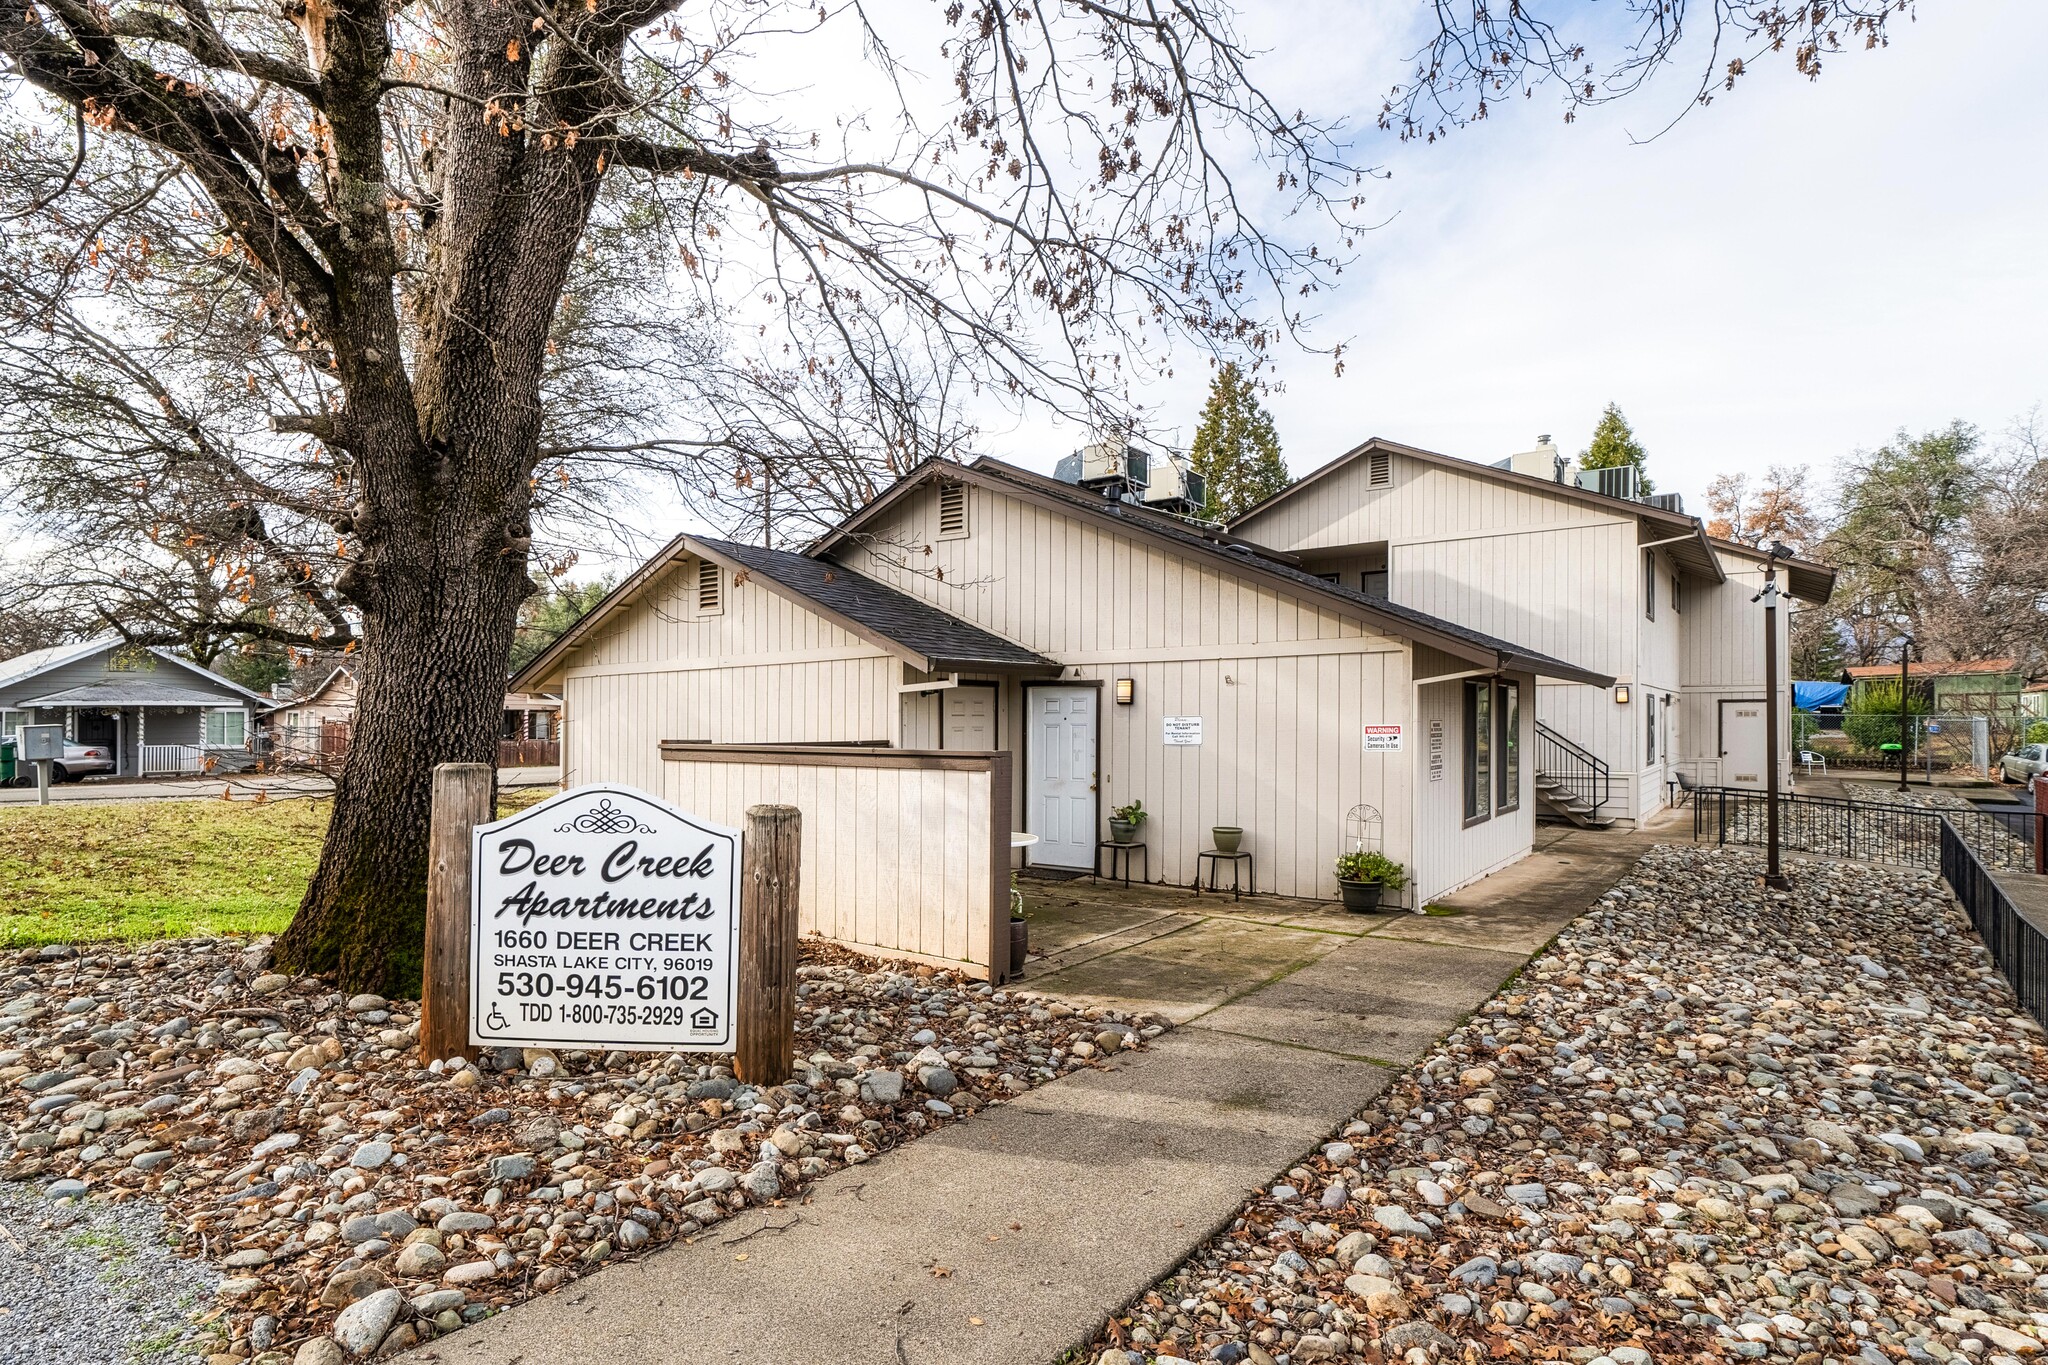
510, 578, 617, 674
1578, 403, 1653, 493
1188, 364, 1290, 520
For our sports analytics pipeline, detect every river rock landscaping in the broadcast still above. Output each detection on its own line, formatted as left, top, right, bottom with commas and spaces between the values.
0, 937, 1157, 1362
1088, 844, 2048, 1365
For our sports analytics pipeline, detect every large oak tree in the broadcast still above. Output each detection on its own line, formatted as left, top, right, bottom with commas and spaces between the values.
0, 0, 1914, 991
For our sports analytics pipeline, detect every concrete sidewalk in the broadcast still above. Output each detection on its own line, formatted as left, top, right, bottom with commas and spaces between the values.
420, 826, 1655, 1365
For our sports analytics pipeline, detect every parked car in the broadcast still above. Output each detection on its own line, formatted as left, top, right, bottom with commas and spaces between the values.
2001, 743, 2048, 785
5, 741, 113, 785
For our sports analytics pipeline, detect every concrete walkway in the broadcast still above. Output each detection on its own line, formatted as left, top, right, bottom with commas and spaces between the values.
420, 825, 1657, 1365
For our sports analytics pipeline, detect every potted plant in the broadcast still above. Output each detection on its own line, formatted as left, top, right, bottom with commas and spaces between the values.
1108, 799, 1146, 844
1009, 875, 1029, 975
1211, 824, 1244, 853
1334, 850, 1407, 913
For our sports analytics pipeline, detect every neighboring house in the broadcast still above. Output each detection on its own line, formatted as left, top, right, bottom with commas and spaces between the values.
1229, 437, 1837, 825
1844, 659, 2030, 716
263, 667, 562, 767
0, 636, 269, 776
513, 456, 1614, 907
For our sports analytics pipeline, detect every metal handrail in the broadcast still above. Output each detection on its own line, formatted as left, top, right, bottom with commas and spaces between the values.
1534, 719, 1611, 818
1692, 785, 2035, 873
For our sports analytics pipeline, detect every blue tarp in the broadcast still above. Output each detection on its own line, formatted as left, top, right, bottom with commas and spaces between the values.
1794, 681, 1850, 711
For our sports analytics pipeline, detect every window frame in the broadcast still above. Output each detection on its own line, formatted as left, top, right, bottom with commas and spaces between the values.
1464, 680, 1493, 826
205, 709, 247, 747
1496, 680, 1521, 813
1671, 573, 1683, 614
1643, 551, 1657, 622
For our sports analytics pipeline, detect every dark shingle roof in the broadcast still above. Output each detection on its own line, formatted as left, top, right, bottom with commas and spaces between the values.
693, 537, 1055, 673
966, 461, 1615, 688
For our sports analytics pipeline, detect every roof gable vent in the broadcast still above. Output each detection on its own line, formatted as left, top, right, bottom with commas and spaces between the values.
696, 557, 723, 614
1366, 449, 1391, 488
937, 482, 969, 539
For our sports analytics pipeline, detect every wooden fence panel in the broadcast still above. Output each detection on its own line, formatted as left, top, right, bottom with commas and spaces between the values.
660, 743, 1010, 982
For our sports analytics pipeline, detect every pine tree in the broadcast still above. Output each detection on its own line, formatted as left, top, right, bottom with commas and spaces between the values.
1188, 363, 1290, 520
1578, 403, 1653, 494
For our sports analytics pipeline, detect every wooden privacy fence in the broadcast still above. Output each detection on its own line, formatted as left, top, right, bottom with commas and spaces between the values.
659, 743, 1012, 983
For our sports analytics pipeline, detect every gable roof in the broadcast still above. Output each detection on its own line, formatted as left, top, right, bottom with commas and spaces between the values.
1845, 658, 2020, 681
0, 634, 275, 708
511, 532, 1058, 689
1703, 537, 1836, 605
270, 666, 356, 713
814, 456, 1614, 687
1228, 436, 1746, 591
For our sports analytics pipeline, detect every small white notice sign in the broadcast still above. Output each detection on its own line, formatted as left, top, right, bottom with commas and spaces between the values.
470, 785, 740, 1053
1363, 725, 1403, 752
1163, 716, 1204, 746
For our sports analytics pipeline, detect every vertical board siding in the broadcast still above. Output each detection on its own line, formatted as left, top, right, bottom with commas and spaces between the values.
1411, 674, 1536, 905
662, 756, 998, 978
1679, 556, 1793, 789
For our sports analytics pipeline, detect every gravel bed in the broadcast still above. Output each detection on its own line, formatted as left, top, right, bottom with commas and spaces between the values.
0, 1176, 218, 1365
1, 937, 1157, 1362
1088, 845, 2048, 1365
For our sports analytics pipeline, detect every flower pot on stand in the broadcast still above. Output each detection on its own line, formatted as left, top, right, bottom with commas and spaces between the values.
1108, 819, 1139, 844
1337, 878, 1384, 913
1009, 916, 1029, 974
1211, 825, 1243, 853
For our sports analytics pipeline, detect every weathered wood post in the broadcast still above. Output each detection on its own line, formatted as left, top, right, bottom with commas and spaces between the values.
735, 803, 801, 1084
420, 762, 492, 1064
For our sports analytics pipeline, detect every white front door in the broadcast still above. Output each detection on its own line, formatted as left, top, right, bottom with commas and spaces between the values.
942, 686, 997, 750
1026, 686, 1097, 868
1720, 698, 1768, 789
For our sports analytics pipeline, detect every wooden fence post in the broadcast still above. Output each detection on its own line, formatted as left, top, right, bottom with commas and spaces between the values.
420, 762, 493, 1065
735, 803, 801, 1084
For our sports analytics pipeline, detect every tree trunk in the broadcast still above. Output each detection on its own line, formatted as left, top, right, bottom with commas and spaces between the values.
274, 515, 531, 995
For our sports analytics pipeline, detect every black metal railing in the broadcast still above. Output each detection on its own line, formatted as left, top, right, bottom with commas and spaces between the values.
1941, 820, 2048, 1030
1693, 786, 2036, 873
1534, 720, 1611, 818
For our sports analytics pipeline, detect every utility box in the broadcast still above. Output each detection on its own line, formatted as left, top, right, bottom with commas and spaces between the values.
19, 724, 64, 762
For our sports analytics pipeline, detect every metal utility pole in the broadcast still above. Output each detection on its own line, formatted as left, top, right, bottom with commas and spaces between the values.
1760, 544, 1792, 891
1898, 635, 1912, 793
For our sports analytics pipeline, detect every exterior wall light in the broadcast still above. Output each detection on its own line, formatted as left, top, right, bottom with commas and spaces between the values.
1114, 677, 1136, 705
1614, 685, 1632, 705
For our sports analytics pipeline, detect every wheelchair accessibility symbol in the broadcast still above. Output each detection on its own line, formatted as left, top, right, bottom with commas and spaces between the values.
486, 1003, 509, 1031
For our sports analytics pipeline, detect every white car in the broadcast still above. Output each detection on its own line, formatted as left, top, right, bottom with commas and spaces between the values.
2001, 743, 2048, 785
6, 741, 114, 785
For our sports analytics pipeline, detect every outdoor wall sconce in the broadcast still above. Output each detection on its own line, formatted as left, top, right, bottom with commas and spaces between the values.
1614, 685, 1632, 705
1114, 677, 1135, 705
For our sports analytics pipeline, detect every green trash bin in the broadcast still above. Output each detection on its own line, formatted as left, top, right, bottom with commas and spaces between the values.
0, 736, 15, 787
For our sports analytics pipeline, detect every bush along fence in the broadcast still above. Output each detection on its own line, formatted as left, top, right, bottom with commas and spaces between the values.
1694, 785, 2048, 1029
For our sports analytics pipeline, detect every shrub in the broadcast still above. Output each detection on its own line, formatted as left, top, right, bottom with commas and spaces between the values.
1335, 850, 1407, 889
1843, 681, 1927, 753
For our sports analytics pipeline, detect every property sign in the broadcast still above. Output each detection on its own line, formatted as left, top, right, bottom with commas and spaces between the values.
470, 786, 741, 1053
1426, 719, 1446, 782
1363, 725, 1403, 752
1163, 716, 1203, 746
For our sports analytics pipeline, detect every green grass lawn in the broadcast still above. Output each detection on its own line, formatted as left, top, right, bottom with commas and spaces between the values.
0, 789, 549, 947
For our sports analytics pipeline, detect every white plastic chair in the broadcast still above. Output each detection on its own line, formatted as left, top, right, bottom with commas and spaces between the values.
1800, 750, 1827, 777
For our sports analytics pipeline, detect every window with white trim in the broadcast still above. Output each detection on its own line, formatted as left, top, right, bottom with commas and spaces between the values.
205, 710, 247, 746
1643, 552, 1656, 622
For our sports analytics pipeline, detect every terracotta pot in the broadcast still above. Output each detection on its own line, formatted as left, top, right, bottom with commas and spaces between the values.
1211, 826, 1244, 853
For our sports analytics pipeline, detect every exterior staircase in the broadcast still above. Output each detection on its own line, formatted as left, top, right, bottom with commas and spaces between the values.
1533, 720, 1615, 829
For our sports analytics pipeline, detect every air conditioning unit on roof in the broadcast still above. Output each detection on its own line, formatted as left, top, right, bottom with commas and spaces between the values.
1054, 436, 1148, 492
1576, 465, 1642, 502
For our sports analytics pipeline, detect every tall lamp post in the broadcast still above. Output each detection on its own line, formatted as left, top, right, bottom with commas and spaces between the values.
1898, 634, 1914, 793
1759, 542, 1792, 891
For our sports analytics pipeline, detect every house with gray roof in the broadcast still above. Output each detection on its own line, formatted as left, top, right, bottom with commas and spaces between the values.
0, 636, 269, 778
513, 455, 1614, 908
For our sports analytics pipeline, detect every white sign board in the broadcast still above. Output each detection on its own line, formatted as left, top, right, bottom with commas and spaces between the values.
1163, 716, 1203, 746
1426, 718, 1446, 782
470, 785, 740, 1053
1363, 725, 1403, 752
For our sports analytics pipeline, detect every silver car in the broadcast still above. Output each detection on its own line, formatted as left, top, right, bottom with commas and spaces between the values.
2001, 743, 2048, 785
8, 741, 115, 784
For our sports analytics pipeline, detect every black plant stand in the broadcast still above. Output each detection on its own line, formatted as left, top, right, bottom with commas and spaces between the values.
1195, 849, 1253, 900
1094, 840, 1148, 887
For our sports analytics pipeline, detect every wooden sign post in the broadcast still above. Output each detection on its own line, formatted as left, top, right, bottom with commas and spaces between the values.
735, 804, 801, 1084
420, 762, 492, 1064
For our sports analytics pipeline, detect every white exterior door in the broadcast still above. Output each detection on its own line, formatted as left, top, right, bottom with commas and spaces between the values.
1026, 686, 1097, 867
1720, 699, 1768, 789
942, 686, 997, 750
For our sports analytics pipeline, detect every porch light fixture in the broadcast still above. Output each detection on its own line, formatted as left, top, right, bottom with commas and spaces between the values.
1613, 685, 1632, 706
1114, 677, 1135, 705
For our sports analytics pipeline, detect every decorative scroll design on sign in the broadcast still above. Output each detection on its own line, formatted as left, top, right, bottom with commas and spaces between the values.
554, 799, 656, 835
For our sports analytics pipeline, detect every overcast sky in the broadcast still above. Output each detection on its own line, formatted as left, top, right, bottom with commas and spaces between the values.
973, 0, 2048, 515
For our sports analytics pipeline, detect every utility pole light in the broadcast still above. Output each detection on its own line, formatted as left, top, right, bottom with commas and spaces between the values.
1758, 543, 1792, 891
